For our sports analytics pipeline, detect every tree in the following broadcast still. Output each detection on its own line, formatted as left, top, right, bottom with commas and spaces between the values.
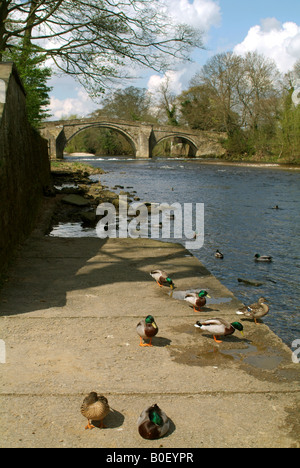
188, 51, 282, 157
191, 52, 244, 135
96, 86, 155, 122
179, 84, 224, 130
154, 75, 179, 126
0, 0, 203, 95
273, 61, 300, 161
237, 53, 280, 130
4, 43, 52, 127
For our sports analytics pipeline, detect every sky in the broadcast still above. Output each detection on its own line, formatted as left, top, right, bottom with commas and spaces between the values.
48, 0, 300, 120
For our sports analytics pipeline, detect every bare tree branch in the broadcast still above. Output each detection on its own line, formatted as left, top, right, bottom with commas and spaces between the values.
0, 0, 203, 93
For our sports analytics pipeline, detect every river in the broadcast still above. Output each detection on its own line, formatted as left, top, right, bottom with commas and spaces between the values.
52, 156, 300, 349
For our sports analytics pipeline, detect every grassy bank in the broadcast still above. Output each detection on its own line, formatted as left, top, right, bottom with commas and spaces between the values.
51, 160, 105, 175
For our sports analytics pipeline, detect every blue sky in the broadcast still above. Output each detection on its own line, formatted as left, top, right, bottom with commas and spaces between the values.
49, 0, 300, 119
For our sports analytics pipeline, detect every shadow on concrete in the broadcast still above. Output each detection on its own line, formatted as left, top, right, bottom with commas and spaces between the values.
0, 237, 211, 317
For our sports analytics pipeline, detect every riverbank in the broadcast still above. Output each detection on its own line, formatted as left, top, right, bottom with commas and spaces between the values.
63, 153, 300, 171
49, 160, 139, 233
197, 159, 300, 171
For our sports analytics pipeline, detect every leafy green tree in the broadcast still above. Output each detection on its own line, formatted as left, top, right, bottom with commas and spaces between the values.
194, 53, 244, 133
96, 87, 156, 122
4, 45, 52, 127
180, 84, 225, 130
273, 78, 300, 162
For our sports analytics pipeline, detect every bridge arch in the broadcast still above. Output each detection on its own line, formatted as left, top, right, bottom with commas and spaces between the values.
57, 123, 138, 158
152, 134, 198, 158
41, 117, 226, 159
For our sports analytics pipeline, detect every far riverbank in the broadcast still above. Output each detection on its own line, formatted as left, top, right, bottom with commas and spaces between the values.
63, 153, 300, 171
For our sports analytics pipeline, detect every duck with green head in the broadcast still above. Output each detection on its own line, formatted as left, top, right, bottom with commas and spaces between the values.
195, 318, 244, 343
150, 270, 174, 290
138, 404, 170, 440
136, 315, 159, 347
254, 253, 273, 262
184, 290, 211, 312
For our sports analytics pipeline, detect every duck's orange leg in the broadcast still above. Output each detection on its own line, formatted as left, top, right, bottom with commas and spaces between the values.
85, 420, 95, 430
139, 337, 152, 347
214, 336, 222, 343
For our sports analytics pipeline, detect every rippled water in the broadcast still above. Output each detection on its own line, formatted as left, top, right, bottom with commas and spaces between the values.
55, 156, 300, 348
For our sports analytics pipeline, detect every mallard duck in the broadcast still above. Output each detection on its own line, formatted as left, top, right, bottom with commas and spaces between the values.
254, 253, 273, 262
138, 404, 170, 440
215, 250, 224, 259
195, 318, 244, 343
184, 290, 210, 312
150, 270, 174, 289
81, 392, 110, 430
137, 315, 158, 347
236, 297, 269, 324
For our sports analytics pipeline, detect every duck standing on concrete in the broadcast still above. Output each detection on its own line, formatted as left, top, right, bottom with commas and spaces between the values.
150, 270, 175, 289
184, 290, 210, 312
137, 315, 159, 347
195, 318, 244, 343
236, 297, 269, 324
81, 392, 110, 430
138, 404, 170, 440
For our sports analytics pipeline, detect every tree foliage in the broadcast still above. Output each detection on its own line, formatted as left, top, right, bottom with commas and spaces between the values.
4, 44, 52, 127
178, 51, 298, 161
0, 0, 203, 95
65, 127, 133, 156
94, 86, 156, 122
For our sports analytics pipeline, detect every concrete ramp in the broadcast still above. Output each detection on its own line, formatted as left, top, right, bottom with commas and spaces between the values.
0, 236, 299, 448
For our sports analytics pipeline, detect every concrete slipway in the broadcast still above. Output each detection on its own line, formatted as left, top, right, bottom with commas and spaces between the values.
0, 209, 299, 448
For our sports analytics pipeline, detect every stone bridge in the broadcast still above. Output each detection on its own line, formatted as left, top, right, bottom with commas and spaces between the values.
40, 117, 226, 159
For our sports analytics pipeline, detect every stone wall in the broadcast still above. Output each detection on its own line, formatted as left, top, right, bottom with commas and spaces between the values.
0, 62, 51, 274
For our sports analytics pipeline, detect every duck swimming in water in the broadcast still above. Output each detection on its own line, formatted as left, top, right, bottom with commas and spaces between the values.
215, 250, 224, 259
254, 254, 273, 262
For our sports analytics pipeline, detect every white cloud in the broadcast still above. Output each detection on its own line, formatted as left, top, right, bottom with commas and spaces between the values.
234, 19, 300, 73
49, 88, 98, 120
147, 70, 187, 97
165, 0, 221, 31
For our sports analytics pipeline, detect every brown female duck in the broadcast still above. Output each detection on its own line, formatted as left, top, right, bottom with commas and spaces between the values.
81, 392, 110, 430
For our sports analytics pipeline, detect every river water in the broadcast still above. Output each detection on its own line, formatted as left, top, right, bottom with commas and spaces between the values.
53, 156, 300, 349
